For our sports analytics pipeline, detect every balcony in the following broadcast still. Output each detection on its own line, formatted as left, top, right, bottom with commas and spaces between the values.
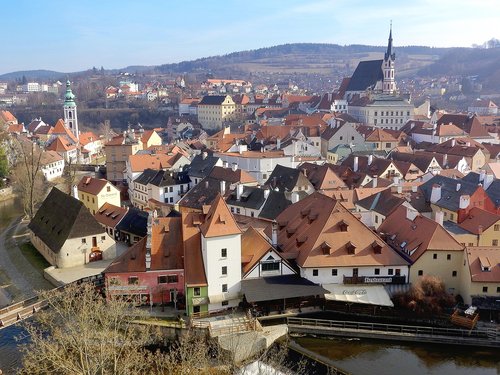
343, 275, 406, 285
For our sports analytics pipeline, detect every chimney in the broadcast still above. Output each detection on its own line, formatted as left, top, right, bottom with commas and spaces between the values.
443, 153, 448, 167
145, 213, 152, 271
223, 161, 229, 168
410, 122, 415, 129
291, 191, 299, 204
479, 170, 486, 182
205, 180, 209, 189
368, 154, 373, 165
397, 185, 403, 194
456, 183, 461, 192
478, 225, 483, 235
231, 163, 238, 172
484, 173, 494, 190
220, 180, 226, 194
271, 220, 278, 247
236, 183, 244, 200
72, 185, 78, 199
434, 210, 444, 226
372, 176, 378, 188
353, 156, 359, 172
430, 184, 442, 203
406, 207, 418, 221
451, 139, 456, 147
277, 138, 281, 150
411, 184, 418, 193
466, 141, 470, 147
264, 188, 270, 199
202, 151, 208, 160
459, 195, 470, 209
393, 176, 400, 185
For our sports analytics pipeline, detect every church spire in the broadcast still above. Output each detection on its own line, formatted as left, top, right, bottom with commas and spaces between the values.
385, 21, 395, 61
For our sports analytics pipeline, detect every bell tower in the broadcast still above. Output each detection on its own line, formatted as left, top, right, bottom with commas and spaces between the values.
63, 80, 79, 138
382, 22, 396, 94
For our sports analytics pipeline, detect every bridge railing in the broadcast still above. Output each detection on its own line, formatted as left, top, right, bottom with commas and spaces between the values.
287, 317, 498, 341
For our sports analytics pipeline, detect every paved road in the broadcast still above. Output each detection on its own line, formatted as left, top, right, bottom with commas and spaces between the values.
0, 217, 53, 305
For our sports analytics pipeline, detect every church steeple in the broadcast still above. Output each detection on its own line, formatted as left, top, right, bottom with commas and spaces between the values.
63, 80, 79, 139
382, 22, 396, 94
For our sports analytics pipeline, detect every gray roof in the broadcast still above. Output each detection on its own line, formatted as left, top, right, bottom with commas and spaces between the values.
149, 170, 190, 187
356, 189, 405, 216
225, 186, 266, 210
186, 153, 219, 179
346, 59, 383, 92
178, 176, 227, 210
116, 208, 148, 237
486, 180, 500, 208
265, 164, 305, 192
258, 190, 293, 221
420, 175, 479, 211
241, 275, 328, 303
28, 187, 105, 253
198, 95, 228, 105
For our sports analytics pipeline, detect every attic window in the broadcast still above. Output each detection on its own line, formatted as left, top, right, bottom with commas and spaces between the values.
308, 213, 319, 223
286, 227, 296, 237
218, 214, 226, 224
479, 256, 491, 272
300, 208, 311, 218
278, 220, 288, 229
99, 208, 106, 214
372, 241, 383, 254
296, 235, 308, 245
111, 214, 119, 219
163, 225, 170, 233
346, 241, 356, 254
339, 220, 349, 232
321, 241, 332, 255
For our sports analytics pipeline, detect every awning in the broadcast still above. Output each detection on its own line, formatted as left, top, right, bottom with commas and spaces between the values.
208, 292, 240, 304
323, 284, 394, 307
241, 275, 329, 303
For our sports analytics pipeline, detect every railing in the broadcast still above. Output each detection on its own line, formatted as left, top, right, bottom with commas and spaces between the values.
287, 317, 500, 342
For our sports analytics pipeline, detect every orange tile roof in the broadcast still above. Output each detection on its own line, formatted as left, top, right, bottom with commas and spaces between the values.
7, 124, 25, 133
266, 192, 408, 268
79, 131, 99, 146
94, 202, 127, 228
0, 110, 17, 123
182, 212, 207, 286
465, 247, 500, 283
77, 176, 111, 195
199, 194, 242, 238
52, 119, 78, 143
128, 153, 179, 173
458, 207, 500, 234
378, 205, 463, 262
241, 227, 275, 275
46, 135, 76, 152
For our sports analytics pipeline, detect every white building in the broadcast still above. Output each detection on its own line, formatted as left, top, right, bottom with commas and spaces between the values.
40, 151, 65, 181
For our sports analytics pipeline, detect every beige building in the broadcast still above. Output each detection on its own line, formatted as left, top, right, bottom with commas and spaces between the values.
105, 131, 143, 182
141, 129, 162, 149
28, 188, 116, 268
379, 205, 465, 294
197, 95, 236, 130
348, 94, 414, 130
447, 208, 500, 247
460, 247, 500, 305
76, 176, 121, 215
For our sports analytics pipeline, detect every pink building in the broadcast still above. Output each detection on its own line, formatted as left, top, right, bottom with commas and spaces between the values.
104, 216, 185, 306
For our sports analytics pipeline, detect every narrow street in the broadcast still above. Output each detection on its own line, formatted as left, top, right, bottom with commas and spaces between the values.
0, 216, 53, 306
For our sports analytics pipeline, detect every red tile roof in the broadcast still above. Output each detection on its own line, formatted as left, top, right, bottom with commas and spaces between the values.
94, 202, 127, 228
465, 247, 500, 282
199, 194, 242, 238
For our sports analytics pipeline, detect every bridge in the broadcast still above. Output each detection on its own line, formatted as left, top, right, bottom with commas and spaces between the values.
287, 317, 500, 348
0, 274, 104, 330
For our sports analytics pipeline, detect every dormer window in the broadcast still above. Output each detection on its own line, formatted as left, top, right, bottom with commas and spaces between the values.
321, 241, 332, 255
346, 241, 356, 254
339, 220, 349, 232
372, 241, 383, 254
479, 256, 491, 272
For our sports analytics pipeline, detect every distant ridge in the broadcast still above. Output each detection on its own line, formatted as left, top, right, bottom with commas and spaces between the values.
1, 43, 499, 91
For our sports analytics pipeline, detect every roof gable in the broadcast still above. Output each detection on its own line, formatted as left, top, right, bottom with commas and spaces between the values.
199, 194, 242, 238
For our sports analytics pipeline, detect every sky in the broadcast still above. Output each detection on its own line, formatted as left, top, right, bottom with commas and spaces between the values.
2, 0, 498, 75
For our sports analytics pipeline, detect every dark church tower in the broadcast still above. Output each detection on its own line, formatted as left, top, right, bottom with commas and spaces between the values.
382, 23, 396, 94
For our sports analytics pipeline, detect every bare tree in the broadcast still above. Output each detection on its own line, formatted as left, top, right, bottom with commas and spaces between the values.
99, 120, 112, 143
20, 283, 163, 375
63, 155, 80, 195
12, 138, 46, 219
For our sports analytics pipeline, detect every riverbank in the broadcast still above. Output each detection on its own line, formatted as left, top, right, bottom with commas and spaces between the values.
0, 187, 15, 203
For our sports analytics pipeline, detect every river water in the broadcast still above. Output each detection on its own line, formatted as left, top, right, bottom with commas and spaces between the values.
294, 336, 500, 375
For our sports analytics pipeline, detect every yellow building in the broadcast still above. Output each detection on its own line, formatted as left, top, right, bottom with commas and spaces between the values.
77, 176, 121, 215
105, 131, 143, 182
197, 95, 236, 130
141, 129, 162, 149
449, 208, 500, 247
378, 205, 465, 294
460, 247, 500, 305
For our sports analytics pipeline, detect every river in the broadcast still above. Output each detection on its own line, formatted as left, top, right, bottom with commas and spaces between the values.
294, 336, 500, 375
